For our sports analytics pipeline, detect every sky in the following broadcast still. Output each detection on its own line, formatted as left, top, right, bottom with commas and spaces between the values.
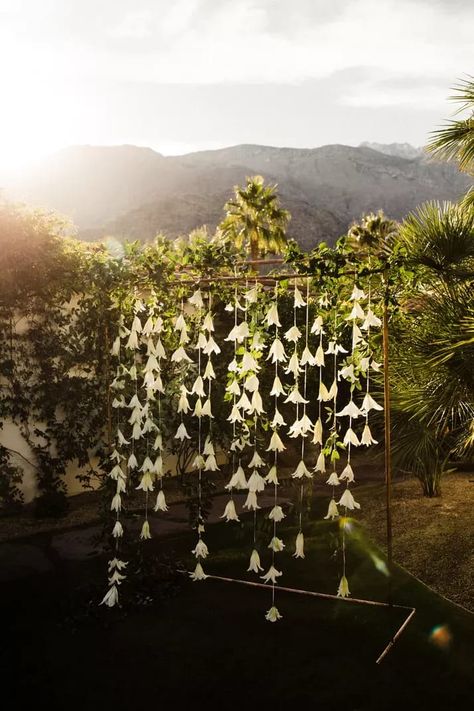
0, 0, 472, 172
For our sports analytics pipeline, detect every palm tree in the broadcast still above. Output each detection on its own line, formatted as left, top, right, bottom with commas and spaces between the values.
347, 210, 399, 260
218, 175, 290, 261
390, 201, 474, 495
427, 75, 474, 173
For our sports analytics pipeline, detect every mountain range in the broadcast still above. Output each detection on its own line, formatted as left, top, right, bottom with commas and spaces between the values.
7, 142, 472, 250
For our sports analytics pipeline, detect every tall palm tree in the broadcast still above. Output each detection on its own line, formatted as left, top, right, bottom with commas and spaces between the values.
347, 210, 399, 260
218, 175, 290, 261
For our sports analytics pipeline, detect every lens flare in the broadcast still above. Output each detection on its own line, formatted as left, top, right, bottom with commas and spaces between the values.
429, 624, 452, 649
369, 552, 390, 577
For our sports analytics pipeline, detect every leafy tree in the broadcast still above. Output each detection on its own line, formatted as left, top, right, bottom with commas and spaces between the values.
218, 175, 290, 261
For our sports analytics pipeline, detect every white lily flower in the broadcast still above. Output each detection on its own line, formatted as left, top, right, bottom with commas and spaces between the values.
265, 465, 279, 485
190, 562, 207, 581
284, 325, 302, 343
268, 537, 285, 552
251, 332, 265, 351
285, 387, 309, 405
248, 549, 263, 573
244, 374, 260, 392
142, 316, 154, 335
352, 323, 364, 348
294, 531, 305, 559
270, 376, 285, 397
343, 428, 360, 447
192, 539, 209, 559
300, 346, 316, 366
203, 313, 214, 332
261, 566, 282, 584
228, 358, 239, 373
154, 316, 164, 334
127, 453, 138, 470
271, 409, 286, 427
203, 359, 215, 380
244, 285, 259, 303
337, 575, 351, 598
100, 585, 119, 607
144, 354, 159, 372
285, 351, 301, 376
265, 606, 283, 622
328, 379, 338, 400
318, 381, 330, 401
324, 498, 339, 520
267, 338, 287, 363
188, 289, 204, 309
359, 356, 370, 372
227, 380, 241, 396
203, 437, 215, 456
128, 407, 142, 425
128, 393, 141, 409
128, 364, 138, 380
179, 329, 190, 345
126, 331, 139, 350
362, 309, 382, 330
326, 471, 340, 486
112, 521, 123, 538
192, 454, 205, 470
146, 338, 157, 356
153, 455, 163, 477
248, 470, 266, 493
339, 463, 355, 482
171, 346, 193, 363
154, 432, 163, 450
236, 392, 252, 412
228, 405, 244, 423
350, 285, 367, 301
292, 460, 313, 479
140, 455, 154, 473
240, 351, 259, 373
193, 398, 203, 417
294, 286, 306, 307
249, 451, 265, 468
131, 315, 142, 333
337, 400, 362, 418
361, 393, 383, 414
346, 301, 365, 321
267, 431, 286, 452
226, 322, 250, 343
288, 414, 313, 438
117, 429, 130, 446
269, 505, 285, 522
111, 336, 121, 356
265, 303, 281, 327
174, 313, 187, 332
339, 364, 356, 383
178, 388, 191, 414
140, 520, 151, 540
154, 490, 168, 512
107, 570, 124, 586
221, 499, 240, 522
371, 360, 382, 372
109, 464, 125, 480
156, 339, 167, 359
313, 418, 323, 445
311, 316, 324, 335
315, 451, 326, 473
338, 488, 361, 510
191, 375, 205, 397
111, 396, 125, 409
225, 465, 248, 490
131, 422, 142, 440
194, 332, 207, 350
136, 472, 154, 492
203, 337, 220, 356
108, 558, 127, 572
243, 491, 260, 511
249, 390, 265, 415
175, 423, 191, 440
204, 453, 219, 471
361, 423, 378, 446
201, 399, 213, 417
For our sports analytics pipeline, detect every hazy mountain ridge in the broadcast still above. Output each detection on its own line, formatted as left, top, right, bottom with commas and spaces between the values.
9, 142, 472, 248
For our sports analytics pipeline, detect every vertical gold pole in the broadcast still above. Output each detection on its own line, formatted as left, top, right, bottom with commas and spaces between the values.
382, 278, 393, 567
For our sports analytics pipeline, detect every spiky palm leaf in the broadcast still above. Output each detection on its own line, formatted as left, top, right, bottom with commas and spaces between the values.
427, 76, 474, 173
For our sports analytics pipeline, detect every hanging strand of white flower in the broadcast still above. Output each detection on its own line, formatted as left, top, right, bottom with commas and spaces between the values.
265, 285, 284, 622
222, 284, 243, 524
101, 308, 128, 607
189, 289, 208, 580
292, 278, 313, 560
152, 305, 168, 514
323, 302, 341, 523
312, 296, 326, 478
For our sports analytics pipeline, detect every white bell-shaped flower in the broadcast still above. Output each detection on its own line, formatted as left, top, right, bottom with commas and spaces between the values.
265, 606, 282, 622
350, 285, 367, 301
337, 400, 362, 418
236, 391, 252, 412
284, 325, 302, 343
190, 562, 207, 581
293, 286, 306, 307
221, 499, 240, 522
267, 430, 286, 452
248, 470, 266, 493
343, 428, 360, 447
268, 536, 285, 552
271, 409, 286, 427
339, 462, 355, 482
338, 488, 361, 510
326, 471, 340, 487
361, 423, 378, 445
244, 374, 259, 392
192, 539, 209, 559
294, 531, 305, 559
318, 381, 330, 401
361, 393, 383, 414
261, 565, 282, 584
154, 490, 168, 512
337, 575, 350, 598
249, 390, 265, 415
140, 520, 151, 540
188, 289, 204, 309
265, 465, 279, 485
270, 376, 285, 397
324, 498, 339, 520
240, 351, 259, 373
346, 301, 365, 321
265, 303, 281, 327
203, 359, 215, 380
362, 309, 382, 330
300, 346, 316, 366
248, 549, 263, 573
225, 465, 248, 490
171, 346, 193, 363
285, 351, 301, 376
267, 338, 287, 363
315, 450, 326, 473
311, 316, 324, 335
269, 505, 285, 522
248, 451, 265, 468
203, 336, 220, 356
292, 460, 313, 479
228, 405, 244, 423
175, 422, 191, 440
227, 379, 241, 396
243, 491, 260, 511
284, 387, 309, 405
313, 417, 323, 445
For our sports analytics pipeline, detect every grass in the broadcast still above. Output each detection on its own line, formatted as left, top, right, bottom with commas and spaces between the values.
1, 492, 473, 710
